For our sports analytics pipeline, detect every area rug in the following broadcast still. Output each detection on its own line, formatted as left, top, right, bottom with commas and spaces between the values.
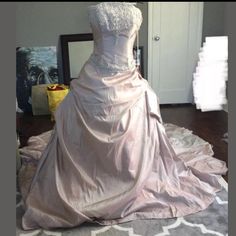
16, 123, 228, 236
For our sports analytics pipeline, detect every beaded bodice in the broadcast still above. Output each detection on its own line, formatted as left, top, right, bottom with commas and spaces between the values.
87, 2, 143, 72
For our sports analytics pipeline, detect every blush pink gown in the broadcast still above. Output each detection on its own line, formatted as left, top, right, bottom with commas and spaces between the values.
21, 2, 227, 230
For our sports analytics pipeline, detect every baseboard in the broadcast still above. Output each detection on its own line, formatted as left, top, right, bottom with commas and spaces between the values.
218, 176, 228, 191
223, 103, 228, 113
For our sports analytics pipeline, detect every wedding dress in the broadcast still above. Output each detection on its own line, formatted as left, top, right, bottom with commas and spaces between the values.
20, 2, 227, 230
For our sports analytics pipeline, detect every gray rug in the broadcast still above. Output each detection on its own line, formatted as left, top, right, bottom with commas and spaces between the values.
16, 177, 228, 236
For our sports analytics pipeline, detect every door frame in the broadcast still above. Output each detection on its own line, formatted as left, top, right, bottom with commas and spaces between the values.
147, 2, 204, 104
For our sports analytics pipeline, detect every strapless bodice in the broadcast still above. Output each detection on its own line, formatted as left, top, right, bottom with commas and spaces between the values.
87, 2, 143, 72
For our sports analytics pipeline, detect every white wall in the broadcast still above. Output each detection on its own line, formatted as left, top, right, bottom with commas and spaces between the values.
16, 2, 148, 79
16, 2, 226, 82
16, 2, 93, 47
202, 2, 226, 42
137, 3, 148, 79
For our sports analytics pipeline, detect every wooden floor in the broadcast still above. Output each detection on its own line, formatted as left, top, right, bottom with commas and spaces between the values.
17, 104, 228, 182
160, 104, 228, 182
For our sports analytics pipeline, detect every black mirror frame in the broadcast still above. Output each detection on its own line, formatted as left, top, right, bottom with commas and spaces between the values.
60, 33, 93, 85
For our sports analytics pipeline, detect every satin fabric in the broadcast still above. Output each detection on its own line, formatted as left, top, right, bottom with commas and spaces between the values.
21, 2, 227, 230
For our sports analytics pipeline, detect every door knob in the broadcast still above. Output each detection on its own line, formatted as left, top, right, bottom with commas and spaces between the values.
154, 36, 160, 41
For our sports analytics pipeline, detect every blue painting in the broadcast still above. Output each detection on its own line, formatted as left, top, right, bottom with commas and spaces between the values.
16, 46, 59, 113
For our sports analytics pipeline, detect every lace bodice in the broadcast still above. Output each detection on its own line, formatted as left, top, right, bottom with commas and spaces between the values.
87, 2, 143, 73
88, 2, 142, 32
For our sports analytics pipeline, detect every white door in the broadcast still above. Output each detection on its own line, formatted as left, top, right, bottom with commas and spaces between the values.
148, 2, 203, 104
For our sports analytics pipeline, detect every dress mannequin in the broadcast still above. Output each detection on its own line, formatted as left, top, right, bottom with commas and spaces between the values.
20, 2, 227, 230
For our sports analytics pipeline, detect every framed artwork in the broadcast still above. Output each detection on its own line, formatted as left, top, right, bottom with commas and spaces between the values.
16, 46, 59, 113
60, 33, 145, 84
133, 46, 144, 78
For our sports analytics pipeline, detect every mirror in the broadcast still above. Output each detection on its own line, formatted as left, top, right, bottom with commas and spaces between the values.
60, 33, 144, 85
60, 33, 93, 85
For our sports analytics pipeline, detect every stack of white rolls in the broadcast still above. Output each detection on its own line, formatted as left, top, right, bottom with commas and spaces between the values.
193, 36, 228, 112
